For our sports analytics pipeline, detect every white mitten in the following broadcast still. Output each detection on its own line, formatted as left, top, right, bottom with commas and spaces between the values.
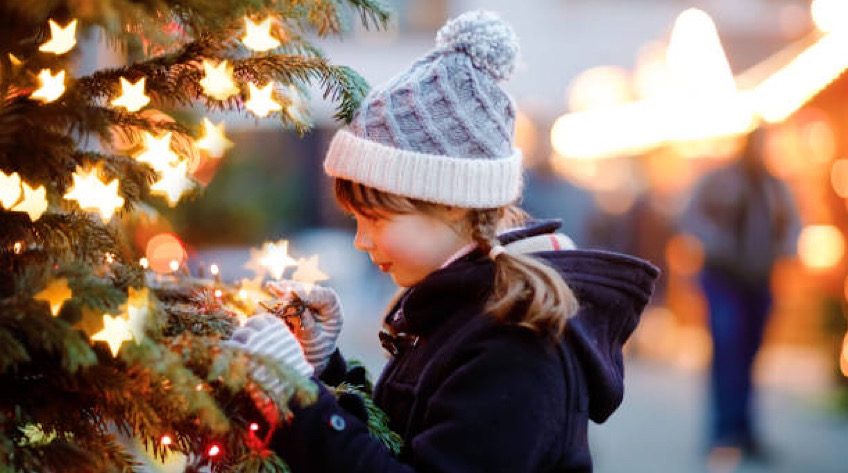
226, 314, 314, 400
265, 281, 343, 374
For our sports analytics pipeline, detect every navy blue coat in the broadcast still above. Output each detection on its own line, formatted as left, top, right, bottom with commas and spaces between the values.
270, 220, 659, 472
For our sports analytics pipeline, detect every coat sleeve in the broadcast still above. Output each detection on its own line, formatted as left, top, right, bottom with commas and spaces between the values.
269, 324, 568, 473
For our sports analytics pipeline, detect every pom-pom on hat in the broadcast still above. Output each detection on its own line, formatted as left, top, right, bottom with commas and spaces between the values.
323, 10, 523, 208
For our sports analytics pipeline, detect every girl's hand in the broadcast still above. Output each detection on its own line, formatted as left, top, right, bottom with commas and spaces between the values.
264, 281, 343, 374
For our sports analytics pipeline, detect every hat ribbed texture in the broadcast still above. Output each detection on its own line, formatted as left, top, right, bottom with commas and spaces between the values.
324, 10, 523, 208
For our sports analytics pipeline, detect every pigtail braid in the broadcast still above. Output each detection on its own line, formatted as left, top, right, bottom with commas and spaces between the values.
471, 208, 579, 340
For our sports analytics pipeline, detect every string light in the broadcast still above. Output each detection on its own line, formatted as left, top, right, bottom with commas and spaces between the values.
91, 314, 134, 357
199, 60, 239, 101
169, 260, 180, 272
13, 242, 22, 254
39, 19, 78, 55
63, 166, 125, 222
249, 423, 259, 431
34, 278, 72, 317
104, 252, 115, 264
242, 17, 281, 52
139, 257, 149, 269
196, 118, 233, 158
150, 160, 193, 206
208, 444, 221, 457
214, 289, 223, 298
0, 171, 21, 209
161, 435, 172, 446
245, 82, 281, 117
31, 69, 65, 103
210, 264, 219, 276
135, 132, 180, 173
110, 77, 150, 112
13, 181, 48, 221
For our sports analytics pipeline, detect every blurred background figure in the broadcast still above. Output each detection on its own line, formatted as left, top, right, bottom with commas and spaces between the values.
681, 127, 801, 458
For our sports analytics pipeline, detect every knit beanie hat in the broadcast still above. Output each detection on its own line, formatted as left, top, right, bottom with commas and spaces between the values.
323, 10, 523, 208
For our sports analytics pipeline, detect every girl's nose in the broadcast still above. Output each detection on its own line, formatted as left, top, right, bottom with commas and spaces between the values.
353, 226, 372, 251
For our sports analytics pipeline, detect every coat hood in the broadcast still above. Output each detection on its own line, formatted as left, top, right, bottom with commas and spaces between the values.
392, 219, 659, 423
501, 220, 659, 422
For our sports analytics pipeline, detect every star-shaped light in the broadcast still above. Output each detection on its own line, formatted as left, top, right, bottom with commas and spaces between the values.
150, 160, 193, 206
39, 19, 77, 55
255, 239, 297, 280
34, 278, 72, 316
122, 287, 150, 342
242, 17, 281, 52
199, 60, 239, 101
135, 131, 180, 172
245, 82, 281, 117
13, 181, 48, 221
92, 314, 134, 356
196, 118, 233, 158
111, 77, 150, 112
292, 255, 329, 295
0, 171, 21, 209
63, 166, 125, 222
32, 69, 65, 103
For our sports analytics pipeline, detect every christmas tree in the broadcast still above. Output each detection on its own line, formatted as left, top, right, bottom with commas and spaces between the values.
0, 0, 392, 471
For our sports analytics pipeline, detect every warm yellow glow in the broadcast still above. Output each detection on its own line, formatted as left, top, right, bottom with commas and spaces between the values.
567, 66, 632, 113
110, 77, 150, 112
242, 17, 281, 52
104, 252, 115, 264
245, 82, 281, 117
63, 167, 125, 222
13, 242, 22, 254
292, 255, 329, 295
0, 171, 21, 209
32, 69, 65, 103
92, 314, 134, 357
236, 276, 266, 322
39, 19, 77, 55
135, 132, 180, 173
199, 59, 239, 101
633, 41, 670, 100
214, 289, 223, 298
754, 31, 848, 123
666, 9, 737, 97
14, 181, 48, 221
122, 287, 149, 343
150, 160, 193, 206
251, 239, 297, 280
798, 225, 845, 270
140, 257, 149, 269
34, 278, 72, 316
196, 118, 233, 158
811, 0, 848, 34
8, 53, 21, 66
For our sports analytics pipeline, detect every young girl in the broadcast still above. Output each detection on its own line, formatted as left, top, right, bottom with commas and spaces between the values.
228, 10, 659, 472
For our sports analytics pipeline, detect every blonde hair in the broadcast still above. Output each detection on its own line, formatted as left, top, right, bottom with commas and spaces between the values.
334, 179, 579, 340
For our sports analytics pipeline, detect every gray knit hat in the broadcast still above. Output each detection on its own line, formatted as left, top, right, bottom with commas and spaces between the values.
323, 10, 523, 208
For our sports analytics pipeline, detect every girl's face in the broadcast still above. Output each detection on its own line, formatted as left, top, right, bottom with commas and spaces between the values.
352, 208, 472, 287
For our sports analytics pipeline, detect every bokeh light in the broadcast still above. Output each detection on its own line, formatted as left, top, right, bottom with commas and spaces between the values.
665, 234, 705, 276
145, 233, 187, 274
811, 0, 848, 34
798, 225, 845, 270
567, 66, 632, 113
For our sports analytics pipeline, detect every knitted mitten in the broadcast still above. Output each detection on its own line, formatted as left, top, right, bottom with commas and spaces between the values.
226, 314, 314, 400
265, 281, 343, 374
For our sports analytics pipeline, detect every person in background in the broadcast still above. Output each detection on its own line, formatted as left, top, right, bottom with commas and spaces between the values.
681, 126, 801, 459
226, 11, 659, 472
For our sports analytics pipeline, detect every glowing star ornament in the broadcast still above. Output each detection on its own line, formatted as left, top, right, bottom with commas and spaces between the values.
245, 83, 281, 117
111, 77, 150, 112
92, 314, 134, 356
196, 118, 233, 158
39, 19, 77, 55
135, 132, 180, 172
0, 171, 22, 209
13, 181, 48, 221
34, 278, 72, 316
255, 240, 297, 280
199, 60, 239, 101
242, 17, 281, 52
32, 69, 65, 103
292, 255, 329, 294
150, 160, 193, 206
122, 287, 150, 342
63, 167, 125, 222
